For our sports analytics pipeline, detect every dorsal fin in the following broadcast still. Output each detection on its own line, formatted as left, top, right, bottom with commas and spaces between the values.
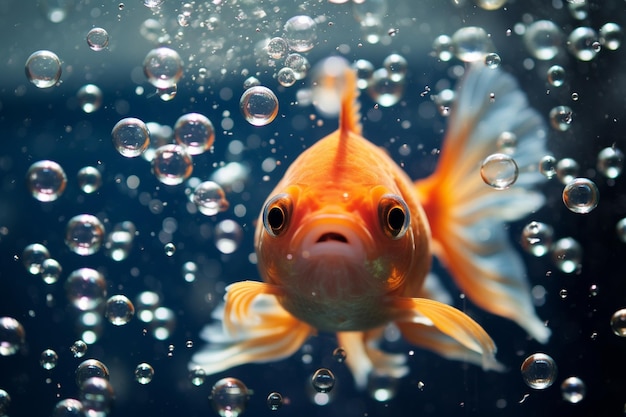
339, 67, 362, 136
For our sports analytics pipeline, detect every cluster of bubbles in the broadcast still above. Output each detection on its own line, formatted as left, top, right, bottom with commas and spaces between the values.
520, 221, 582, 274
520, 353, 587, 403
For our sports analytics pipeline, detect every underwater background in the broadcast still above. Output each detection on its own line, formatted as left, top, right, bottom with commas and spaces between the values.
1, 0, 626, 416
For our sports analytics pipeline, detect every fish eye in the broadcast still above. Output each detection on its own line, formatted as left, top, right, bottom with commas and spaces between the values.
378, 194, 410, 239
262, 193, 292, 237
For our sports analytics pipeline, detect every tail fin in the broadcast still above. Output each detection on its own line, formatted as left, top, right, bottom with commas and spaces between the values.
415, 64, 550, 343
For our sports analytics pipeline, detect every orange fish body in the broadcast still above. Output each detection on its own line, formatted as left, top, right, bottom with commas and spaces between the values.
192, 57, 550, 388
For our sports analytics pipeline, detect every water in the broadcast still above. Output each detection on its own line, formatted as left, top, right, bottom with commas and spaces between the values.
1, 2, 624, 417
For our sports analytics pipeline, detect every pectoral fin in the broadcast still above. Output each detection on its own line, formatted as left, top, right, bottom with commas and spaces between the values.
190, 281, 314, 374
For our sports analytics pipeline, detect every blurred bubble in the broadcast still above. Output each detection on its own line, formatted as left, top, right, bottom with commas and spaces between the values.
521, 353, 557, 389
214, 220, 243, 254
539, 155, 557, 179
332, 347, 347, 363
189, 367, 206, 386
561, 376, 586, 403
152, 144, 193, 185
476, 0, 507, 10
367, 374, 397, 402
76, 359, 110, 386
80, 377, 114, 416
86, 27, 109, 51
383, 54, 408, 82
192, 181, 229, 216
240, 86, 279, 126
0, 317, 25, 356
547, 65, 565, 87
599, 22, 623, 51
266, 392, 283, 410
521, 221, 554, 257
136, 291, 161, 323
52, 398, 84, 417
40, 348, 58, 370
567, 27, 599, 61
111, 117, 150, 158
451, 26, 493, 62
284, 53, 310, 80
368, 68, 404, 107
71, 340, 88, 358
480, 153, 518, 189
597, 146, 624, 179
22, 243, 50, 274
66, 268, 107, 311
432, 34, 454, 62
105, 222, 136, 262
556, 158, 580, 184
210, 378, 250, 417
134, 363, 154, 384
551, 237, 582, 274
65, 214, 105, 256
524, 20, 563, 60
616, 218, 626, 243
610, 308, 626, 337
105, 295, 135, 326
352, 59, 375, 89
283, 15, 317, 52
243, 76, 261, 89
174, 113, 215, 156
182, 261, 197, 283
266, 37, 289, 59
277, 67, 297, 87
77, 166, 102, 194
0, 389, 9, 415
311, 368, 335, 393
549, 106, 573, 131
26, 160, 67, 202
143, 0, 164, 7
567, 0, 588, 19
562, 178, 599, 214
25, 50, 62, 88
41, 258, 62, 284
77, 84, 103, 113
495, 131, 517, 154
143, 47, 183, 89
164, 242, 176, 257
149, 307, 176, 340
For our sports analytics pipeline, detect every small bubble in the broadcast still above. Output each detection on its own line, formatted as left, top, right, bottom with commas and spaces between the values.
610, 308, 626, 337
311, 368, 335, 393
240, 86, 279, 126
26, 160, 67, 202
284, 53, 310, 80
561, 376, 586, 403
562, 178, 599, 214
496, 131, 517, 154
451, 26, 493, 62
52, 398, 83, 417
65, 214, 105, 256
266, 37, 289, 59
283, 15, 317, 53
143, 47, 183, 89
480, 153, 519, 190
86, 27, 109, 51
597, 146, 624, 179
523, 20, 563, 60
616, 218, 626, 243
432, 34, 454, 62
152, 144, 194, 186
134, 363, 155, 384
368, 68, 404, 107
41, 258, 63, 284
22, 243, 50, 274
277, 67, 297, 87
189, 367, 206, 386
243, 76, 261, 89
70, 340, 88, 358
332, 347, 347, 363
352, 59, 375, 89
192, 181, 229, 216
75, 359, 110, 386
567, 27, 599, 61
80, 377, 114, 415
484, 52, 501, 69
25, 50, 62, 88
210, 378, 250, 417
214, 220, 243, 254
599, 22, 623, 51
0, 317, 25, 356
164, 243, 176, 257
556, 158, 580, 184
143, 0, 164, 7
77, 166, 102, 194
521, 221, 554, 257
111, 117, 150, 158
105, 295, 135, 326
383, 53, 408, 82
174, 113, 215, 156
549, 106, 573, 131
571, 92, 579, 101
539, 155, 557, 179
66, 268, 107, 311
77, 84, 103, 113
547, 65, 565, 87
367, 374, 397, 402
520, 353, 557, 389
551, 237, 582, 274
40, 349, 59, 370
266, 392, 283, 411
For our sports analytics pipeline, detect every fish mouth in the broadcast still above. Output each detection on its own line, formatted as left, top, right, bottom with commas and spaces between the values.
316, 232, 349, 243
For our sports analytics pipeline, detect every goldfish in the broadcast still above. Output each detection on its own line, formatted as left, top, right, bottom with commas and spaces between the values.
191, 57, 551, 388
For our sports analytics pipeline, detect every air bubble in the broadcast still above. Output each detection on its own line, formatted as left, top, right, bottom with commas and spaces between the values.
484, 52, 501, 69
240, 86, 279, 126
26, 160, 67, 202
562, 178, 599, 214
266, 392, 283, 411
41, 258, 62, 284
71, 340, 88, 358
480, 153, 519, 189
40, 349, 58, 370
610, 308, 626, 337
561, 376, 586, 403
520, 353, 557, 389
352, 59, 375, 89
25, 50, 62, 88
451, 26, 493, 62
332, 347, 347, 363
65, 214, 105, 256
75, 359, 110, 386
164, 242, 176, 256
143, 47, 183, 89
277, 67, 297, 87
134, 363, 154, 384
52, 398, 83, 417
551, 237, 582, 274
174, 113, 215, 156
549, 106, 573, 131
432, 34, 454, 62
521, 221, 554, 257
86, 27, 109, 51
382, 53, 408, 82
77, 84, 103, 113
214, 220, 243, 254
311, 368, 335, 393
368, 68, 404, 107
189, 367, 206, 386
77, 166, 102, 194
266, 37, 289, 59
80, 377, 114, 416
22, 243, 50, 274
496, 131, 517, 154
523, 20, 563, 60
111, 117, 150, 158
539, 155, 557, 179
555, 158, 580, 184
210, 378, 250, 417
105, 295, 135, 326
547, 65, 565, 87
284, 53, 309, 80
567, 27, 599, 61
0, 317, 25, 356
599, 22, 623, 51
66, 268, 107, 311
152, 144, 193, 186
283, 15, 317, 53
597, 146, 624, 179
192, 181, 229, 216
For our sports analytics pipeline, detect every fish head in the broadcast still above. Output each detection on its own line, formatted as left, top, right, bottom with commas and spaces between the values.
255, 183, 417, 302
